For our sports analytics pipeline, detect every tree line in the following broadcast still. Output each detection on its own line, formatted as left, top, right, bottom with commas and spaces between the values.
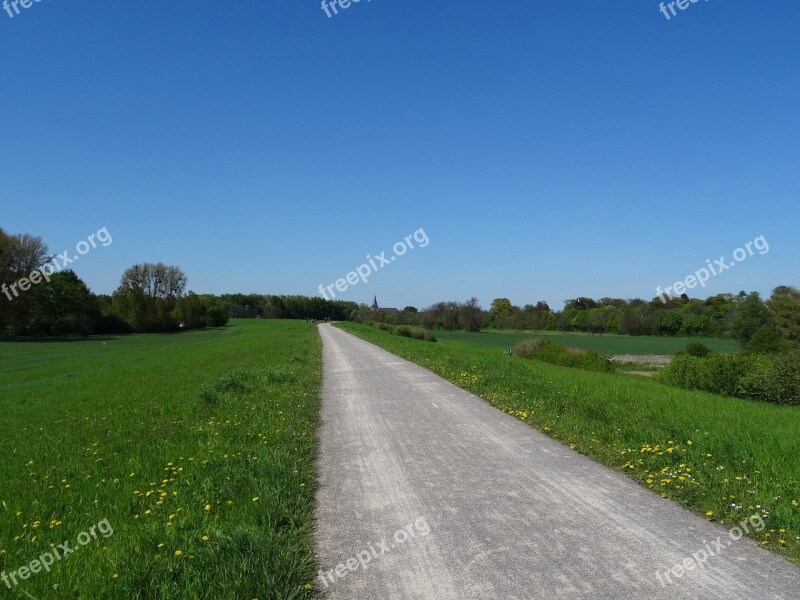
3, 227, 797, 350
356, 290, 800, 351
0, 228, 354, 337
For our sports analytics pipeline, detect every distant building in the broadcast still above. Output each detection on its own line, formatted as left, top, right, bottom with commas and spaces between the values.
371, 295, 400, 314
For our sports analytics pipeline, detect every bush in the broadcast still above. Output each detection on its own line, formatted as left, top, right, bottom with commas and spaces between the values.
513, 338, 548, 358
405, 328, 437, 342
746, 326, 784, 354
512, 339, 613, 372
371, 323, 435, 342
207, 305, 229, 327
770, 351, 800, 405
408, 328, 436, 342
655, 351, 800, 405
685, 342, 711, 357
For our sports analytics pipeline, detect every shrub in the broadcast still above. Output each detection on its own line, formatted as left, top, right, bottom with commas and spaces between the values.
372, 323, 436, 342
407, 328, 437, 342
207, 305, 230, 327
746, 326, 784, 354
512, 339, 612, 372
685, 342, 711, 357
655, 351, 800, 405
735, 354, 777, 404
513, 338, 548, 359
770, 351, 800, 405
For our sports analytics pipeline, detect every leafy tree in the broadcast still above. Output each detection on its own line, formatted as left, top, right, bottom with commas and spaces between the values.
29, 271, 99, 335
767, 286, 800, 346
0, 228, 51, 334
485, 298, 520, 329
729, 292, 772, 347
657, 312, 683, 336
680, 315, 716, 337
120, 263, 187, 298
685, 342, 711, 357
747, 326, 784, 354
459, 297, 483, 332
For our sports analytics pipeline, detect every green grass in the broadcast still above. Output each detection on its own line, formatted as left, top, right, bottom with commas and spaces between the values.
436, 329, 738, 355
336, 322, 800, 564
0, 319, 321, 599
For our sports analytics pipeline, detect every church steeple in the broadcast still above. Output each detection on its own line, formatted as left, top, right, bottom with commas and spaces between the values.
371, 295, 379, 309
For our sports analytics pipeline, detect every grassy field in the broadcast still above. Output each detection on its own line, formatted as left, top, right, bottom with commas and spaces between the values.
336, 322, 800, 564
0, 320, 321, 599
436, 329, 739, 355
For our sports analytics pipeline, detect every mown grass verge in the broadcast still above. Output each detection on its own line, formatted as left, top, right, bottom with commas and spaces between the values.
0, 319, 321, 599
335, 321, 800, 564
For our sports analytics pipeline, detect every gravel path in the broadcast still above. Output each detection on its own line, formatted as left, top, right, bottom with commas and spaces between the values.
314, 324, 798, 599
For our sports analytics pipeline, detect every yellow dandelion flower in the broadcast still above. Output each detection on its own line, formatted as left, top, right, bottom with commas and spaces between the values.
252, 497, 259, 502
174, 550, 183, 556
204, 504, 212, 511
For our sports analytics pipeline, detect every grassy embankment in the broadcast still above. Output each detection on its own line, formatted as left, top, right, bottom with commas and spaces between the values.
335, 322, 800, 564
0, 319, 321, 599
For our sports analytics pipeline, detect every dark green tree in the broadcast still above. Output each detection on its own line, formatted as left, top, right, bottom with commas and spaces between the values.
729, 292, 772, 347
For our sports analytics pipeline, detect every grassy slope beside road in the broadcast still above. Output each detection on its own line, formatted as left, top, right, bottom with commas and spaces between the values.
336, 322, 800, 564
0, 319, 320, 599
437, 329, 738, 355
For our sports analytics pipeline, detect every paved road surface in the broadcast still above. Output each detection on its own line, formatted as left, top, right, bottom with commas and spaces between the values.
314, 324, 798, 599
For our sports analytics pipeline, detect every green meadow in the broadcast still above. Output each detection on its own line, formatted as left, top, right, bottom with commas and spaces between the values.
336, 322, 800, 564
436, 329, 739, 355
0, 320, 320, 599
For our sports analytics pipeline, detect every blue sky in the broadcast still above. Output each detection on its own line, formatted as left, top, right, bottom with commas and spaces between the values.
1, 0, 798, 309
